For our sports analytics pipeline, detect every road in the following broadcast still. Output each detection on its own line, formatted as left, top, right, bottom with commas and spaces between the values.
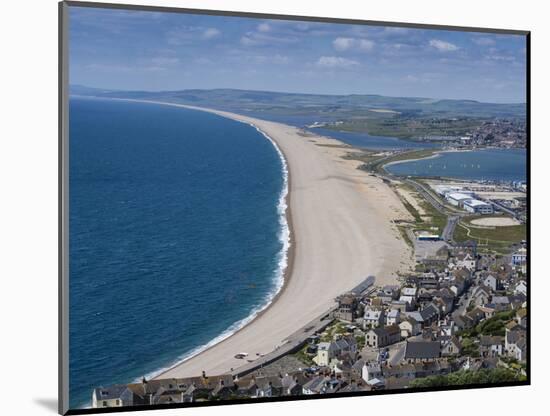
382, 170, 461, 244
229, 307, 337, 377
454, 287, 474, 317
442, 215, 459, 243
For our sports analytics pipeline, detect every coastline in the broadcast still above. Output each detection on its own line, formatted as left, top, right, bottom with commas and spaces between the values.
143, 103, 297, 382
94, 97, 415, 380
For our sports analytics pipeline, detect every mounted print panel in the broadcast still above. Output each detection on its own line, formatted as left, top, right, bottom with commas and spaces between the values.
59, 1, 529, 414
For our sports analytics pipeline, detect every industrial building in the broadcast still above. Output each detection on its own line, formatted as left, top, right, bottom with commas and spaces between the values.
446, 192, 474, 207
463, 199, 494, 214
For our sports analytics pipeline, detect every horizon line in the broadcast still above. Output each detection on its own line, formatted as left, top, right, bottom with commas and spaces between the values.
70, 84, 527, 106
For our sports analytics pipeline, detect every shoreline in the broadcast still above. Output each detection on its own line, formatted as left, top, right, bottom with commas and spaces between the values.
79, 96, 414, 381
139, 102, 297, 381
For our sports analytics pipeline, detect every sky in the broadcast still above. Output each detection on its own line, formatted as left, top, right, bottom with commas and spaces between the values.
69, 6, 527, 103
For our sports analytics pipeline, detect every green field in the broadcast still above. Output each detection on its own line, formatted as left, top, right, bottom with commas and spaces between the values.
454, 216, 526, 253
324, 116, 485, 140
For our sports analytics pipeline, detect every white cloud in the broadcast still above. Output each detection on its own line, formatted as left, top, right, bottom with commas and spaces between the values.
316, 56, 359, 68
333, 37, 355, 51
333, 37, 374, 52
429, 39, 459, 52
202, 28, 220, 39
257, 22, 271, 32
358, 39, 375, 51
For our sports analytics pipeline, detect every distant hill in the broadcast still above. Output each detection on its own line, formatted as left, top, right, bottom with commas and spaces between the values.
69, 85, 526, 120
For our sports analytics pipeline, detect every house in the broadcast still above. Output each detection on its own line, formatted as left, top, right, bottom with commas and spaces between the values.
399, 317, 421, 338
439, 320, 457, 337
453, 314, 475, 331
416, 272, 439, 289
302, 376, 327, 395
440, 336, 461, 357
432, 289, 456, 314
386, 309, 401, 326
403, 340, 441, 363
401, 287, 418, 298
210, 379, 235, 400
512, 337, 527, 361
333, 336, 358, 356
505, 322, 527, 361
390, 300, 409, 313
480, 335, 504, 358
92, 385, 129, 408
338, 380, 369, 393
91, 373, 241, 408
361, 361, 383, 382
419, 304, 440, 326
383, 363, 419, 381
255, 376, 284, 398
478, 304, 497, 319
378, 285, 400, 302
492, 296, 511, 309
365, 325, 401, 348
471, 286, 492, 307
454, 252, 477, 271
313, 342, 337, 366
335, 294, 360, 322
313, 337, 357, 366
450, 277, 466, 297
415, 361, 451, 378
482, 274, 498, 292
363, 307, 385, 329
235, 377, 260, 397
465, 307, 486, 326
511, 248, 527, 269
516, 308, 527, 327
514, 280, 527, 296
302, 376, 344, 395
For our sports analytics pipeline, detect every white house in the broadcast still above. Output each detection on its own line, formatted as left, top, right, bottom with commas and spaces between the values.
514, 281, 527, 296
483, 274, 498, 291
363, 307, 385, 329
386, 309, 401, 326
361, 362, 382, 382
454, 253, 477, 271
313, 342, 336, 366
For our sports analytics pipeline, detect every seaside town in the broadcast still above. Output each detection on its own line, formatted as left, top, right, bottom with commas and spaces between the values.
91, 156, 528, 409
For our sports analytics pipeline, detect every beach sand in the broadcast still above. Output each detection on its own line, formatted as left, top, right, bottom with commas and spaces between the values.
125, 102, 414, 379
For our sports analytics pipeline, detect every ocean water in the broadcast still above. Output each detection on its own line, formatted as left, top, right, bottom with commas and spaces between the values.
69, 98, 288, 408
385, 148, 527, 181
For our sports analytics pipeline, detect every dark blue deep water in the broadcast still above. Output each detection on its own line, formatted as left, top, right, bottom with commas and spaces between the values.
385, 148, 526, 181
69, 98, 287, 408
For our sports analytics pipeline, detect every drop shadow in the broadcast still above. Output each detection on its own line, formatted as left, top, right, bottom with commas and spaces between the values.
34, 398, 58, 413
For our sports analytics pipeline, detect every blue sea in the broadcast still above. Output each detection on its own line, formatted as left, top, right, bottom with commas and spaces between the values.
69, 98, 289, 408
385, 148, 527, 181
